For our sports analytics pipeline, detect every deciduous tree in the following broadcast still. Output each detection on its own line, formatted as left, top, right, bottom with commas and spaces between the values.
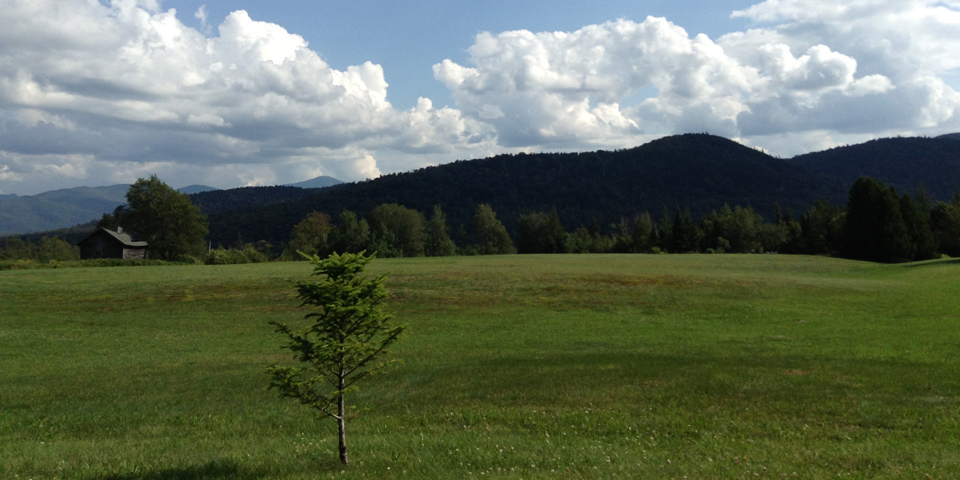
115, 175, 208, 261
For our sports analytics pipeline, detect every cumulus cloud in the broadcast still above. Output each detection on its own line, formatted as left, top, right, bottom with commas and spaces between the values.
1, 0, 959, 195
436, 0, 960, 155
0, 0, 492, 194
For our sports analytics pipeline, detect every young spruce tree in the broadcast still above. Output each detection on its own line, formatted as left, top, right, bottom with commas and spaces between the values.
266, 251, 405, 465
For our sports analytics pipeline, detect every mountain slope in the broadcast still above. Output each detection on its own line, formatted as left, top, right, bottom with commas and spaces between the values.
283, 176, 343, 189
206, 134, 845, 246
790, 136, 960, 199
188, 185, 331, 215
0, 185, 129, 236
178, 185, 219, 194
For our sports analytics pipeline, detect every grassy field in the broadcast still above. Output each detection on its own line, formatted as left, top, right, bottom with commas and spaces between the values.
1, 254, 958, 479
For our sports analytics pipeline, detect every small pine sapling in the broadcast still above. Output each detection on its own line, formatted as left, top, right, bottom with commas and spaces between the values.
266, 251, 404, 465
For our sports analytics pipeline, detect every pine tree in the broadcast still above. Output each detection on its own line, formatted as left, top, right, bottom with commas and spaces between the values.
425, 205, 457, 256
842, 177, 912, 262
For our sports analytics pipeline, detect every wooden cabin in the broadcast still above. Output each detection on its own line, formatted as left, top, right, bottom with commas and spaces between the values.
77, 227, 148, 260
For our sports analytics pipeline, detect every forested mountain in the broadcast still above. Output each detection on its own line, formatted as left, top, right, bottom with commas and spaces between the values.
188, 185, 332, 215
283, 175, 343, 189
0, 185, 129, 235
790, 136, 960, 199
178, 185, 219, 194
206, 134, 845, 247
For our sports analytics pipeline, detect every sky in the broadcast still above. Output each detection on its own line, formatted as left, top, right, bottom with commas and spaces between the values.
1, 0, 959, 195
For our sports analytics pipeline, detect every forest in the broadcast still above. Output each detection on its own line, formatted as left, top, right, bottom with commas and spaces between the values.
270, 176, 960, 264
3, 133, 960, 266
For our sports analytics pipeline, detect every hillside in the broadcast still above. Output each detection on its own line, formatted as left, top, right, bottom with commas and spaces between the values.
789, 136, 960, 199
0, 185, 129, 236
177, 185, 219, 194
188, 185, 332, 215
206, 134, 845, 247
283, 175, 342, 189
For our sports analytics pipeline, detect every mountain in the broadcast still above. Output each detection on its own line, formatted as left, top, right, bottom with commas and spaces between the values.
188, 185, 330, 215
790, 136, 960, 200
0, 185, 129, 236
205, 134, 845, 247
283, 175, 343, 189
0, 193, 16, 202
178, 184, 219, 194
937, 133, 960, 141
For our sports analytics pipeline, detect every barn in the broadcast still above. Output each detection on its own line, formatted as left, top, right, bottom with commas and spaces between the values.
77, 227, 148, 260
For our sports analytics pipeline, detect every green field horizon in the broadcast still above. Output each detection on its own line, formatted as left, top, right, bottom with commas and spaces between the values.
2, 254, 958, 479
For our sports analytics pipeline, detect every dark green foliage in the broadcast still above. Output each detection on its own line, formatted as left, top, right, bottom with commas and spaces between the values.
791, 136, 960, 200
842, 177, 912, 262
0, 236, 80, 262
700, 205, 764, 253
116, 176, 209, 261
367, 204, 426, 258
899, 194, 938, 260
204, 245, 269, 265
424, 205, 456, 257
930, 194, 960, 256
282, 211, 332, 259
206, 134, 844, 248
189, 186, 324, 214
631, 213, 654, 253
670, 208, 702, 253
517, 209, 566, 254
266, 252, 404, 466
799, 199, 844, 255
326, 211, 370, 255
472, 204, 515, 255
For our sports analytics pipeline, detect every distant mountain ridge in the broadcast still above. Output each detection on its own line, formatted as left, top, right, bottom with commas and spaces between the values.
790, 136, 960, 199
6, 134, 960, 241
205, 134, 847, 247
178, 185, 219, 194
0, 185, 129, 236
0, 176, 342, 236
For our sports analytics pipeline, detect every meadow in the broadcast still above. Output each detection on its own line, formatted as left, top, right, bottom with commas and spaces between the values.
1, 254, 958, 479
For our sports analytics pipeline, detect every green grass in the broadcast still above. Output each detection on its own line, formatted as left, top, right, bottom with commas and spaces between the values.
2, 255, 959, 479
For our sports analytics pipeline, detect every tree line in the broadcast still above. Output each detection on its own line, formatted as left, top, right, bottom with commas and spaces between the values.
280, 177, 960, 263
281, 203, 515, 260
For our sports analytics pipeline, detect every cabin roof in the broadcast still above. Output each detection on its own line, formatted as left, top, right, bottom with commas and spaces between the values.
79, 227, 148, 248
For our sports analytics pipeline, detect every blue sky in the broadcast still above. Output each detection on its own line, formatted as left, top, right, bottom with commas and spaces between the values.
1, 0, 959, 194
162, 0, 759, 109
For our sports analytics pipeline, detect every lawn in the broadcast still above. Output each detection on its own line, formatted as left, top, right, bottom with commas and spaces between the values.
1, 254, 958, 479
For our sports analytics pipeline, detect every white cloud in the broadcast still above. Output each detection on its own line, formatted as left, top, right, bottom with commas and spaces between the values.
0, 0, 493, 194
1, 0, 959, 195
437, 1, 960, 155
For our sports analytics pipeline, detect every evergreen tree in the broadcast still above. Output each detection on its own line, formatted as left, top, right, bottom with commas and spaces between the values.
473, 204, 515, 255
517, 208, 566, 254
425, 205, 457, 257
930, 194, 960, 256
671, 208, 701, 253
899, 194, 938, 260
842, 177, 912, 262
799, 199, 844, 255
631, 213, 654, 253
267, 252, 404, 466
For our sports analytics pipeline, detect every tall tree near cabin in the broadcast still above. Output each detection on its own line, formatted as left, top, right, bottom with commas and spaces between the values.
116, 175, 208, 261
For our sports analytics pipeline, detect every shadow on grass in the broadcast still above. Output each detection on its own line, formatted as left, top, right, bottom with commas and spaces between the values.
902, 258, 960, 268
93, 460, 265, 480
